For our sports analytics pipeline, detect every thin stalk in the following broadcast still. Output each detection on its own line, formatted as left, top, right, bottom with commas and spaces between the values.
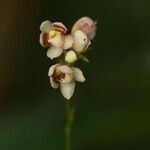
65, 101, 74, 150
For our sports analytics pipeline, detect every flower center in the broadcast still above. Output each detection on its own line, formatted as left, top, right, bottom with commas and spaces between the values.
48, 30, 57, 39
51, 69, 65, 83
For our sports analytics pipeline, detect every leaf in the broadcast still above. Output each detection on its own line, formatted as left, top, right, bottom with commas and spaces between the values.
78, 54, 89, 63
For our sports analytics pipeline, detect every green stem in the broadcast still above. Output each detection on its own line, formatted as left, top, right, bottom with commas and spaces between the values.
65, 101, 74, 150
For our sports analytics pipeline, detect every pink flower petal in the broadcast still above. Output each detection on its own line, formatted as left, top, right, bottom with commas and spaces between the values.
52, 22, 68, 35
72, 17, 97, 40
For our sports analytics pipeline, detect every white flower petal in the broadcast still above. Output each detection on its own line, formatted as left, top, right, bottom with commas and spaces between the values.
48, 33, 64, 48
73, 30, 88, 53
57, 65, 73, 74
48, 64, 59, 76
40, 20, 52, 32
72, 67, 85, 82
60, 81, 75, 100
63, 35, 73, 49
39, 32, 44, 47
47, 47, 63, 59
50, 77, 59, 89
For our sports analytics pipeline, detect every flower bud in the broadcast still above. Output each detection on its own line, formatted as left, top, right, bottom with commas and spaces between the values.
72, 17, 97, 40
65, 50, 77, 63
72, 30, 88, 53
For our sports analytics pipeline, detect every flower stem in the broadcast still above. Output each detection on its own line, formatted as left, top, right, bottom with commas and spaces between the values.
65, 101, 74, 150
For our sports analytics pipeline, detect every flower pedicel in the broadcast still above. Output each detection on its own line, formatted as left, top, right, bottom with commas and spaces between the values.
39, 17, 97, 100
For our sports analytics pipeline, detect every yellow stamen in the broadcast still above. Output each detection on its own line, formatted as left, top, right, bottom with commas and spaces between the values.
48, 30, 57, 39
55, 68, 62, 76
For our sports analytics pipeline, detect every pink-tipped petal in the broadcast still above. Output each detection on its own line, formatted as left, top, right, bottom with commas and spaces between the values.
72, 17, 97, 40
52, 22, 68, 35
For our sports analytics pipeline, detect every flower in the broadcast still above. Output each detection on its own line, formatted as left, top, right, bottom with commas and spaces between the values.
40, 21, 75, 60
71, 17, 97, 40
72, 30, 91, 53
46, 34, 74, 60
40, 17, 97, 100
48, 64, 85, 99
39, 21, 67, 58
65, 50, 77, 63
40, 20, 67, 48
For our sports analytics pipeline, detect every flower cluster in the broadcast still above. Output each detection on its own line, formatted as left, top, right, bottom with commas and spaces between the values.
39, 17, 97, 100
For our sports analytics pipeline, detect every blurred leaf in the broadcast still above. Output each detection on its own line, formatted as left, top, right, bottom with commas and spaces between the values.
78, 54, 89, 63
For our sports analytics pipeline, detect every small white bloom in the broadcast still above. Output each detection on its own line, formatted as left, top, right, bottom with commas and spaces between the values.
48, 64, 73, 87
39, 20, 67, 48
48, 64, 85, 100
65, 50, 77, 63
72, 30, 89, 53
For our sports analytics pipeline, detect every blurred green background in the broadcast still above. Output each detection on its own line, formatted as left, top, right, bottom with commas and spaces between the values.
0, 0, 150, 149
